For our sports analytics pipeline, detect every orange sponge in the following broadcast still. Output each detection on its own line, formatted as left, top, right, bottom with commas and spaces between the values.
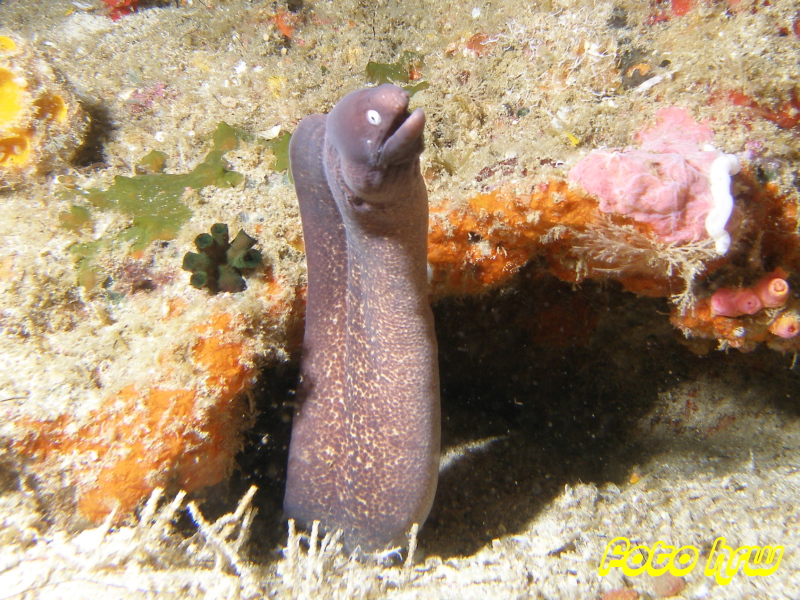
12, 312, 257, 523
428, 180, 597, 295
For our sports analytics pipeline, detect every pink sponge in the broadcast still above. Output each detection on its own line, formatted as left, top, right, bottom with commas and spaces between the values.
769, 313, 800, 339
710, 287, 763, 318
634, 106, 714, 152
569, 107, 738, 249
753, 268, 790, 308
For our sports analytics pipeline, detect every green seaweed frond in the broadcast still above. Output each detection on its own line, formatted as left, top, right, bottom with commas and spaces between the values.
365, 51, 430, 96
63, 122, 278, 290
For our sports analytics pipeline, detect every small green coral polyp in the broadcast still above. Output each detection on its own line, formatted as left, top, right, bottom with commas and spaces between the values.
182, 223, 262, 294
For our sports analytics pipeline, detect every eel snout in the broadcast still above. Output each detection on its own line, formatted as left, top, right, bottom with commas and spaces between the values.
381, 107, 425, 166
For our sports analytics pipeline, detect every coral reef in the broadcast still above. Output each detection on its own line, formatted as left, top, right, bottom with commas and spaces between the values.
182, 223, 263, 294
0, 33, 87, 188
429, 107, 744, 303
429, 91, 800, 354
427, 173, 719, 303
429, 164, 800, 353
1, 114, 304, 524
1, 2, 799, 583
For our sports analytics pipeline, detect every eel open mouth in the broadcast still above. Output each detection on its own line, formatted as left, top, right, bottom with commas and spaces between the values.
380, 106, 425, 166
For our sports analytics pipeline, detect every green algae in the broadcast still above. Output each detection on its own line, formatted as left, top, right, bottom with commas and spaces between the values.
212, 121, 292, 172
65, 122, 257, 289
268, 130, 292, 172
58, 204, 92, 232
365, 51, 430, 96
75, 122, 245, 250
137, 149, 168, 174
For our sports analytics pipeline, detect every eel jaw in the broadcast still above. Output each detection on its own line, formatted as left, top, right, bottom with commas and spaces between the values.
379, 107, 425, 167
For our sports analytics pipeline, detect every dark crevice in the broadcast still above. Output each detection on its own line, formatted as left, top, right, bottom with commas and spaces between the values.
218, 264, 800, 561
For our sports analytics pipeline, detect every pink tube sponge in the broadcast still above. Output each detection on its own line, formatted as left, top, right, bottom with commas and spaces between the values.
711, 287, 763, 318
568, 107, 739, 251
769, 313, 800, 339
754, 268, 790, 308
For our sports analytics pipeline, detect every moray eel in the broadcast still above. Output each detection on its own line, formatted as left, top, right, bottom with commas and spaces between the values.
285, 84, 440, 553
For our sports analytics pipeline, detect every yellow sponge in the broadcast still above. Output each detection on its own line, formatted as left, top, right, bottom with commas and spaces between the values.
0, 33, 88, 188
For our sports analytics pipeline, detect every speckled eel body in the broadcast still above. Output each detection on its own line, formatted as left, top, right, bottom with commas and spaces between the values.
284, 84, 440, 553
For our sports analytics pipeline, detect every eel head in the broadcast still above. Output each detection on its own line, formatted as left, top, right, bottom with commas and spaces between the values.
326, 83, 425, 201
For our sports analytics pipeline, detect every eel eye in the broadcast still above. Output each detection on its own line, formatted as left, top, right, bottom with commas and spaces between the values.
366, 109, 382, 125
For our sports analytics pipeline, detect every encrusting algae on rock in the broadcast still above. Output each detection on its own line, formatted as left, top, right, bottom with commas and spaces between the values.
428, 180, 597, 296
0, 32, 87, 188
10, 312, 258, 522
427, 101, 800, 353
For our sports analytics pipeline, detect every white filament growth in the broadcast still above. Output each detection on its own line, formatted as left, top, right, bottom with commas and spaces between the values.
704, 148, 741, 255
